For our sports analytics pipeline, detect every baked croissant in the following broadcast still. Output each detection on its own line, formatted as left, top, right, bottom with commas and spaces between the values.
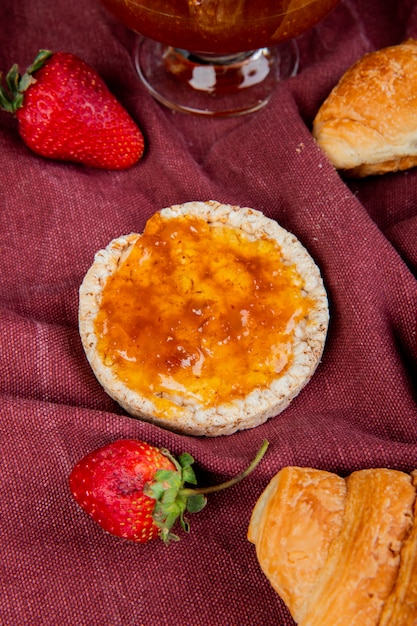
312, 39, 417, 177
248, 466, 417, 625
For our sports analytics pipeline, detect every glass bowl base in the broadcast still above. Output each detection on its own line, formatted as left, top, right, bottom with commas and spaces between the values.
134, 37, 299, 117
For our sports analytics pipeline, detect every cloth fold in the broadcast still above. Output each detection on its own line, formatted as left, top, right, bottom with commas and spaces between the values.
1, 0, 416, 624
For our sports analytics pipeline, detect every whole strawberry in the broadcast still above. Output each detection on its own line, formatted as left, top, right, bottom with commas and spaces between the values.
0, 49, 144, 169
69, 438, 268, 544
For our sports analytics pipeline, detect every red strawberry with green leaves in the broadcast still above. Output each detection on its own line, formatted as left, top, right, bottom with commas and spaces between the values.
69, 438, 268, 544
0, 49, 144, 169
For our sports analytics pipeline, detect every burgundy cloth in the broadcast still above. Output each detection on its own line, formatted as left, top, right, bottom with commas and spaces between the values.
1, 0, 417, 624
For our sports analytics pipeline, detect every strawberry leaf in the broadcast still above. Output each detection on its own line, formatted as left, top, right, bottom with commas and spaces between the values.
160, 487, 180, 506
0, 49, 52, 114
26, 49, 53, 74
178, 452, 195, 467
0, 82, 14, 113
145, 481, 166, 500
155, 469, 180, 485
161, 529, 180, 543
179, 511, 190, 533
144, 439, 269, 544
18, 72, 36, 93
181, 465, 197, 485
186, 493, 207, 513
6, 64, 20, 97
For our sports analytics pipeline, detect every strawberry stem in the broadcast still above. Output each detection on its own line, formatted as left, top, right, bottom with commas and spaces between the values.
181, 439, 269, 497
145, 440, 269, 544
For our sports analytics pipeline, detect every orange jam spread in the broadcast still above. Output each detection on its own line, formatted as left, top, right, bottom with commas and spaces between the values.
94, 212, 314, 412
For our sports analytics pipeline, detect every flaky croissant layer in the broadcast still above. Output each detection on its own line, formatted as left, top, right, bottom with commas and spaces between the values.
248, 466, 417, 625
313, 39, 417, 177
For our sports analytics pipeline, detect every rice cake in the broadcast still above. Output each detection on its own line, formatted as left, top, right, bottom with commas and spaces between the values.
78, 201, 329, 436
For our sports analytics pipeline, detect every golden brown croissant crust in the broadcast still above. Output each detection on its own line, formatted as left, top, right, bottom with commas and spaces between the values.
248, 467, 417, 625
312, 39, 417, 177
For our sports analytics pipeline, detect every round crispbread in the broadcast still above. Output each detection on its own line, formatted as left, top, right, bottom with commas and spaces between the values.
79, 201, 329, 436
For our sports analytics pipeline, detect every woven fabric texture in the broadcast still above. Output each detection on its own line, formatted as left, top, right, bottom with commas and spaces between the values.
1, 0, 416, 624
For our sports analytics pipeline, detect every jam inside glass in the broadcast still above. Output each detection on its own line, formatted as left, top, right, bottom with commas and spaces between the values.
101, 0, 339, 54
99, 0, 340, 115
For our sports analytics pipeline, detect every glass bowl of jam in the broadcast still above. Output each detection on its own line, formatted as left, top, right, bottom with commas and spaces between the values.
99, 0, 340, 115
